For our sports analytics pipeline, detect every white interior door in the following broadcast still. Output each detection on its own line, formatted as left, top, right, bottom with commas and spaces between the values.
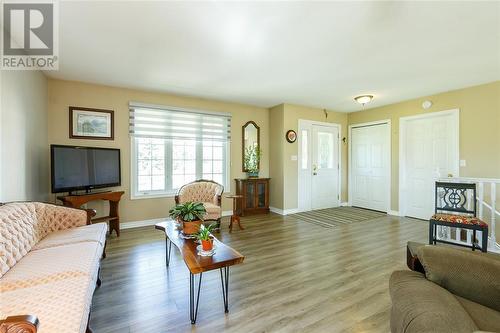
298, 121, 340, 212
351, 123, 390, 212
401, 110, 459, 219
311, 124, 339, 209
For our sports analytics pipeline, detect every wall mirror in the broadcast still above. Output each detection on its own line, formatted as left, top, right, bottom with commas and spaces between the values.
242, 121, 260, 173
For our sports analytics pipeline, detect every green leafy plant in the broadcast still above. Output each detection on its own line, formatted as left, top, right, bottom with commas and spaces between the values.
195, 223, 217, 241
244, 145, 261, 173
169, 202, 206, 222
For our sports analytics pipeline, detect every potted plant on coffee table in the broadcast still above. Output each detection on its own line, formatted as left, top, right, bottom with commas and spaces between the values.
196, 223, 217, 252
169, 201, 207, 235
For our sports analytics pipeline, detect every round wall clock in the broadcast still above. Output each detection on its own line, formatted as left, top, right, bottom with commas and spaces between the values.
286, 130, 297, 143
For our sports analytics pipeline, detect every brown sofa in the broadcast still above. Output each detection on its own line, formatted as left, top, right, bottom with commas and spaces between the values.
390, 242, 500, 333
0, 202, 107, 333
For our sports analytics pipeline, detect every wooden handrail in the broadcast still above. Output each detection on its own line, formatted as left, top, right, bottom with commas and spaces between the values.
0, 315, 39, 333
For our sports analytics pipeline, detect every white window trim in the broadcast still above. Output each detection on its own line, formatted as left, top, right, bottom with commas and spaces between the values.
130, 138, 230, 200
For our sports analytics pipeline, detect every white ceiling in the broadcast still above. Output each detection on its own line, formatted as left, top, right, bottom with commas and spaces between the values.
47, 1, 500, 112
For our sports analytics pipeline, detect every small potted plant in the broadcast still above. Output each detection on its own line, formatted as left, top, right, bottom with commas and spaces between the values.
244, 145, 261, 178
196, 223, 217, 252
169, 202, 207, 235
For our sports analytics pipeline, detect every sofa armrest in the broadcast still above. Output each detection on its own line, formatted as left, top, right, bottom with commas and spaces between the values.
0, 315, 39, 333
39, 204, 91, 232
418, 245, 500, 312
389, 270, 478, 333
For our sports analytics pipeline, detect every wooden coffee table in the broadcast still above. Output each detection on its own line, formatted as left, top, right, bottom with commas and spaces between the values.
155, 220, 244, 324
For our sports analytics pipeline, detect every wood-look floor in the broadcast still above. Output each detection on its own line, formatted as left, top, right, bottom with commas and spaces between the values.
90, 213, 428, 333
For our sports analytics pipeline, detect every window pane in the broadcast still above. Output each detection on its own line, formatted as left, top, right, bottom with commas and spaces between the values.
203, 160, 212, 173
213, 174, 223, 184
138, 175, 151, 191
173, 145, 184, 159
138, 160, 151, 176
185, 160, 196, 174
152, 144, 164, 159
203, 143, 213, 159
173, 160, 183, 175
185, 142, 196, 159
213, 160, 223, 173
152, 160, 164, 175
172, 175, 184, 189
152, 175, 165, 190
318, 132, 334, 169
138, 143, 152, 159
213, 146, 223, 160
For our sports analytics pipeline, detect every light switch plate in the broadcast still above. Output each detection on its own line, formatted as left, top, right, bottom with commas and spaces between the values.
291, 155, 298, 161
460, 159, 466, 167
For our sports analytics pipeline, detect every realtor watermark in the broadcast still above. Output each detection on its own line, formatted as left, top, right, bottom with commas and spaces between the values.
1, 1, 59, 70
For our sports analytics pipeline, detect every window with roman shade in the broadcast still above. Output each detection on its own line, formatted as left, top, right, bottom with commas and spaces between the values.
129, 102, 231, 198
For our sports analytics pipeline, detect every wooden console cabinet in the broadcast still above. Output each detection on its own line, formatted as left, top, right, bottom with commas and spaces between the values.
234, 178, 270, 216
57, 191, 124, 236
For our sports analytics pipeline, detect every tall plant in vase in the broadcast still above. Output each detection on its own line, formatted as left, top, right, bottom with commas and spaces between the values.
244, 145, 261, 178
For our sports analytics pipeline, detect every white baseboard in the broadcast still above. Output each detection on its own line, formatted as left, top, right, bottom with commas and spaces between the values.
388, 210, 401, 216
121, 211, 233, 230
121, 218, 165, 229
269, 207, 300, 215
340, 202, 349, 207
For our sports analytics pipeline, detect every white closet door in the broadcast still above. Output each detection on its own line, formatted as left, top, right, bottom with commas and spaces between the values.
351, 124, 390, 212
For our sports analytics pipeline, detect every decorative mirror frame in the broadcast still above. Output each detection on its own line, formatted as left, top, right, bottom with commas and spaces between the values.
242, 121, 260, 172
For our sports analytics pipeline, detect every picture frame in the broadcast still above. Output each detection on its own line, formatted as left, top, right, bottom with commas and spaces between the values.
285, 130, 297, 143
69, 106, 114, 140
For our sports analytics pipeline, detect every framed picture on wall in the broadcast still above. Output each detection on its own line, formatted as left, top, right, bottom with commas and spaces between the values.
69, 106, 114, 140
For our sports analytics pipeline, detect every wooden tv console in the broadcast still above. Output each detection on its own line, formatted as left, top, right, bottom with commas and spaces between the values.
57, 191, 124, 236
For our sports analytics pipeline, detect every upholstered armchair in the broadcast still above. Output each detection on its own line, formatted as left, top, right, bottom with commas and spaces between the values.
175, 180, 224, 227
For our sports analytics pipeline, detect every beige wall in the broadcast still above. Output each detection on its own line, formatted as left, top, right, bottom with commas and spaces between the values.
348, 81, 500, 239
1, 70, 48, 202
269, 104, 285, 209
268, 103, 349, 211
47, 79, 269, 222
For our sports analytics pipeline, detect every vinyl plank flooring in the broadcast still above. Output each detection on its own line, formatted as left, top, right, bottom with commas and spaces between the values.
90, 213, 428, 333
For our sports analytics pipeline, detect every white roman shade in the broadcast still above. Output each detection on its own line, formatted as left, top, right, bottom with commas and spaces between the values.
129, 102, 231, 142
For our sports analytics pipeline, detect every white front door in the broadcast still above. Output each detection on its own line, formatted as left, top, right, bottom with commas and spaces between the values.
351, 123, 390, 212
311, 124, 340, 209
298, 121, 340, 212
401, 110, 459, 219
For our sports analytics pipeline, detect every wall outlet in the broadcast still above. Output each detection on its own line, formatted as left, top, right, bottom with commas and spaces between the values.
291, 155, 298, 161
460, 159, 466, 167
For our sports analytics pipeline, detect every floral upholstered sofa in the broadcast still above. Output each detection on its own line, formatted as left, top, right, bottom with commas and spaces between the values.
0, 202, 107, 333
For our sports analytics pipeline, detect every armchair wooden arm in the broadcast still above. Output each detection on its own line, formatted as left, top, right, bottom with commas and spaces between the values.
85, 208, 97, 225
0, 315, 39, 333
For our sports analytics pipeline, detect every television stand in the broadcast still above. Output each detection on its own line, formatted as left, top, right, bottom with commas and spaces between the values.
57, 191, 125, 237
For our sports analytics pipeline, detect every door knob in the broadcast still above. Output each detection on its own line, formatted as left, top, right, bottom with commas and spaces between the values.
313, 164, 317, 176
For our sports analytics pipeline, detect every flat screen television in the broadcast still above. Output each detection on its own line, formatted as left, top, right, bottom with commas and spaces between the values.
51, 145, 121, 193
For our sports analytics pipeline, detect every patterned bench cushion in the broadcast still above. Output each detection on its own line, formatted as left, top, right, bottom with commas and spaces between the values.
431, 214, 488, 227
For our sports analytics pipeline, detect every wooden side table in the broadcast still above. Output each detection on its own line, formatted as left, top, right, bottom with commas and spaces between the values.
57, 191, 124, 236
226, 195, 244, 232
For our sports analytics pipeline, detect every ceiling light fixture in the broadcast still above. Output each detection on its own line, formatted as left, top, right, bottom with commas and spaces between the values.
354, 95, 374, 106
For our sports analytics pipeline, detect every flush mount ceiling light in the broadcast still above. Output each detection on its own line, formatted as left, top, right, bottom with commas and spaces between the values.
354, 95, 374, 106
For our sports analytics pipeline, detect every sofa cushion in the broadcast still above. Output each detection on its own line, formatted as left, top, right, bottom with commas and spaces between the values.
456, 296, 500, 332
0, 274, 94, 333
0, 202, 88, 278
203, 202, 222, 221
33, 223, 107, 251
389, 270, 478, 333
431, 213, 488, 227
0, 242, 102, 292
418, 245, 500, 312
